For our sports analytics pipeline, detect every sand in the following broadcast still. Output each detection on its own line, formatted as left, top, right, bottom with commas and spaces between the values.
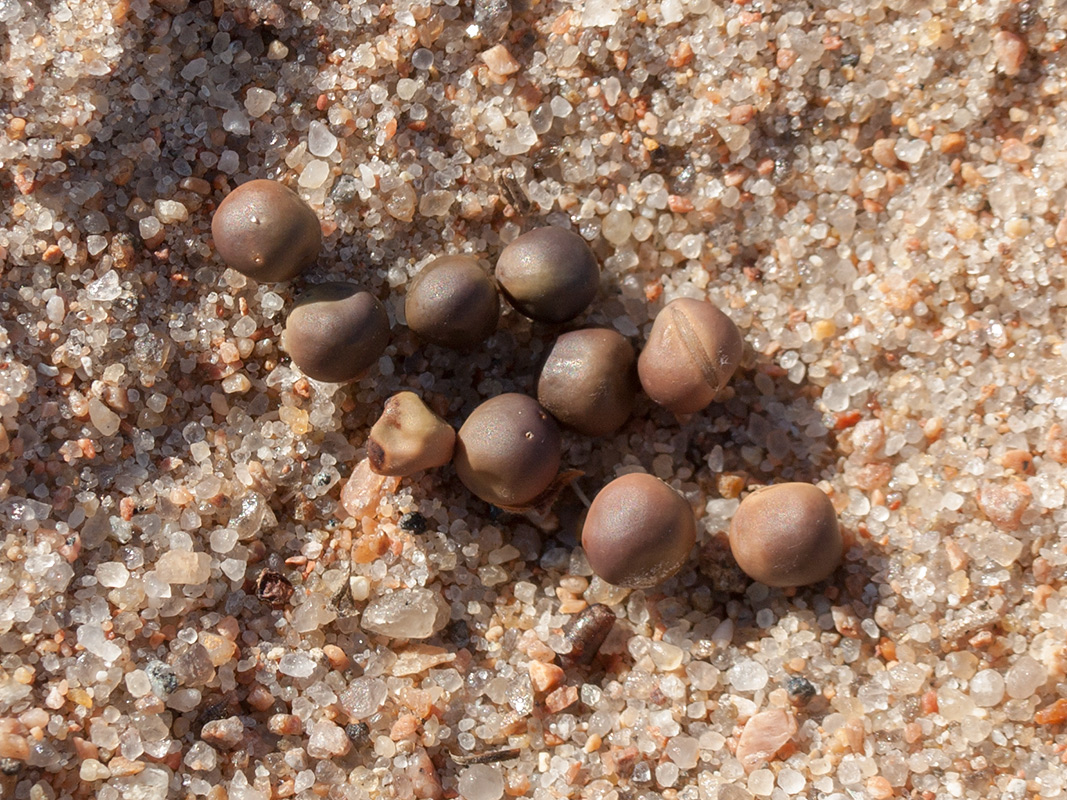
0, 0, 1065, 798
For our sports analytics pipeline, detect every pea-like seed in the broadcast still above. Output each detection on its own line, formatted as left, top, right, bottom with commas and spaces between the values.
367, 392, 456, 477
453, 393, 561, 508
537, 328, 638, 436
637, 297, 743, 414
581, 473, 697, 589
728, 482, 843, 587
211, 179, 321, 283
495, 227, 599, 323
405, 255, 499, 349
282, 283, 389, 383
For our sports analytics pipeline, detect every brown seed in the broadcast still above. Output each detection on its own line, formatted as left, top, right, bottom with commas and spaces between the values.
405, 255, 499, 349
211, 179, 321, 282
495, 227, 599, 323
557, 603, 615, 669
637, 297, 743, 415
367, 392, 456, 477
282, 283, 389, 383
581, 473, 696, 589
728, 483, 843, 587
453, 393, 561, 508
537, 328, 638, 436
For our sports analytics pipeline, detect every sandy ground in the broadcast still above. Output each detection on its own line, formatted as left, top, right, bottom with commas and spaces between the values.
0, 0, 1066, 798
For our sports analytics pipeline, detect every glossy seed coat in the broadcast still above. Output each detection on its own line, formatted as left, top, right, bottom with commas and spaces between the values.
405, 255, 499, 349
282, 283, 389, 383
495, 227, 599, 323
638, 298, 743, 414
211, 179, 321, 283
728, 482, 843, 587
537, 328, 638, 436
453, 393, 561, 508
581, 473, 697, 589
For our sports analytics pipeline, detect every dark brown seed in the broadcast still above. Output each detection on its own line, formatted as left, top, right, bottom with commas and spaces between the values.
405, 255, 500, 349
495, 227, 599, 323
211, 179, 322, 283
728, 482, 843, 587
581, 473, 696, 589
453, 393, 561, 508
557, 603, 615, 669
282, 283, 389, 383
255, 569, 293, 608
637, 297, 743, 414
537, 328, 638, 436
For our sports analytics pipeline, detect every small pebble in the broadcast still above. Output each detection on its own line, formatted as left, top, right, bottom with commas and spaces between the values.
211, 179, 321, 283
454, 394, 562, 509
144, 661, 178, 698
993, 29, 1027, 76
79, 758, 111, 782
307, 720, 351, 758
322, 644, 350, 671
267, 714, 303, 736
480, 44, 520, 76
0, 759, 21, 776
407, 748, 444, 800
472, 0, 512, 42
537, 328, 638, 436
459, 764, 505, 800
728, 483, 843, 587
156, 549, 211, 585
171, 643, 215, 687
735, 709, 797, 772
282, 283, 390, 383
345, 722, 370, 745
405, 255, 500, 349
581, 473, 696, 589
528, 661, 565, 693
361, 587, 449, 639
1034, 698, 1067, 726
1006, 655, 1046, 699
785, 675, 817, 704
200, 717, 245, 749
399, 511, 428, 534
976, 481, 1031, 530
367, 392, 456, 477
495, 227, 600, 324
637, 298, 743, 415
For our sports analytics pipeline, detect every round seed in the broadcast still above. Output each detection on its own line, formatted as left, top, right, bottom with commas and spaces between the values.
495, 227, 599, 323
637, 298, 743, 414
211, 179, 322, 283
405, 255, 499, 349
367, 392, 456, 477
581, 473, 697, 589
282, 283, 389, 383
537, 328, 638, 436
728, 482, 843, 587
454, 393, 561, 508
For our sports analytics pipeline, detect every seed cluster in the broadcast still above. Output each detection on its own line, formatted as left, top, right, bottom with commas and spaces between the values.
213, 179, 843, 590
